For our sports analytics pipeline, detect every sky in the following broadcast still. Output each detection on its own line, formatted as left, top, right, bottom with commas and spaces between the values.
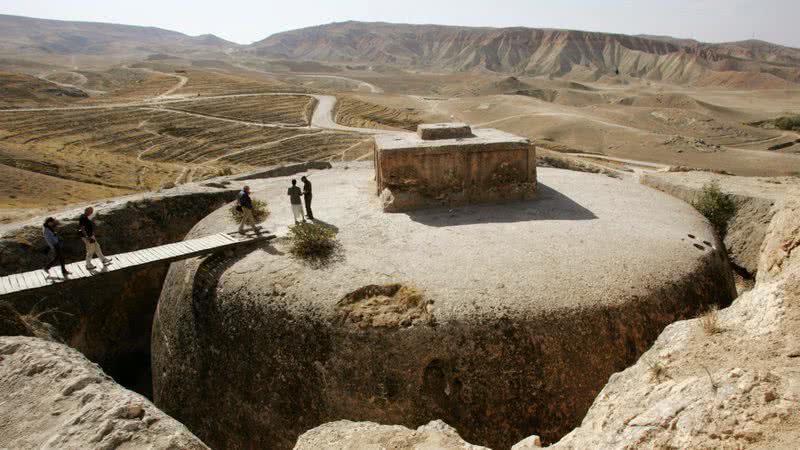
2, 0, 799, 47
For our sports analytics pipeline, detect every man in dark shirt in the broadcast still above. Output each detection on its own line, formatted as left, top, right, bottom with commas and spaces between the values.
238, 185, 258, 234
301, 176, 313, 220
79, 207, 111, 270
288, 179, 305, 224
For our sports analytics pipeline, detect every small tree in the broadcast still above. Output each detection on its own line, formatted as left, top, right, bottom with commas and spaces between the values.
775, 116, 800, 131
693, 181, 736, 237
228, 199, 269, 223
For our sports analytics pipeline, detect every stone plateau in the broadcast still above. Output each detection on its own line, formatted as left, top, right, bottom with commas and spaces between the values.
152, 163, 735, 449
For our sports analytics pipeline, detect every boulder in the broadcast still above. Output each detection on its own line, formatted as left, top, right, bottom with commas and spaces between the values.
294, 420, 488, 450
0, 336, 208, 449
153, 164, 735, 449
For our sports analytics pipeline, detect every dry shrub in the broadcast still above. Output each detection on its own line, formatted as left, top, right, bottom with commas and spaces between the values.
646, 359, 670, 383
701, 305, 722, 335
228, 199, 269, 224
288, 222, 340, 265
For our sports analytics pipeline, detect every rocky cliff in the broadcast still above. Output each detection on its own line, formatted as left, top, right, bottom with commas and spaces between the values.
0, 336, 208, 449
544, 199, 800, 449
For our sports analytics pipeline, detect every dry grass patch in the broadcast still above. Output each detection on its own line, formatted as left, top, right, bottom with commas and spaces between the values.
646, 359, 671, 383
700, 305, 722, 335
336, 284, 433, 328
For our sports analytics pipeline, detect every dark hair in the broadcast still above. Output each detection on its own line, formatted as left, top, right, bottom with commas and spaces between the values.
301, 176, 307, 181
43, 217, 56, 227
291, 179, 297, 185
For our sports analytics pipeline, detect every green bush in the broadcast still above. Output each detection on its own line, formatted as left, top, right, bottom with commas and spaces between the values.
693, 181, 736, 236
288, 222, 339, 262
775, 116, 800, 131
228, 199, 269, 223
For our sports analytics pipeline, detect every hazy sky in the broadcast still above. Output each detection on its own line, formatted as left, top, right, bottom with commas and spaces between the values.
3, 0, 799, 47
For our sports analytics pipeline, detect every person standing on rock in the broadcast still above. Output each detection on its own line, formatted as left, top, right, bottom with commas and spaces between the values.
79, 207, 111, 270
288, 179, 305, 224
301, 175, 313, 220
42, 217, 69, 277
238, 185, 257, 234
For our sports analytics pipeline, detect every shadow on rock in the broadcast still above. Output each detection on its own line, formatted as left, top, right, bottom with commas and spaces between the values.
405, 182, 597, 227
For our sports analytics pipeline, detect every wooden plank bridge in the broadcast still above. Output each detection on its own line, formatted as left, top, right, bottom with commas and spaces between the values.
0, 231, 273, 297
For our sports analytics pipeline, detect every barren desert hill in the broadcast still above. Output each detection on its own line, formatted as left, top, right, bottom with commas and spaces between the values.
248, 21, 800, 87
0, 14, 237, 62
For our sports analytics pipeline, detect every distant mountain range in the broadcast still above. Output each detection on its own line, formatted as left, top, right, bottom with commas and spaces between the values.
0, 14, 235, 58
2, 14, 798, 88
250, 22, 800, 87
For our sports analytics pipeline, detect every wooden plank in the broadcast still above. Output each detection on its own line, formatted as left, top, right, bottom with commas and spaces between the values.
130, 250, 152, 265
9, 274, 25, 291
70, 263, 90, 279
204, 235, 233, 248
21, 272, 41, 290
187, 237, 215, 249
218, 233, 239, 243
156, 244, 182, 257
125, 251, 148, 265
150, 247, 174, 260
5, 274, 19, 292
165, 244, 189, 257
32, 270, 49, 286
0, 276, 13, 294
180, 241, 206, 253
138, 248, 163, 262
118, 253, 142, 269
146, 247, 168, 259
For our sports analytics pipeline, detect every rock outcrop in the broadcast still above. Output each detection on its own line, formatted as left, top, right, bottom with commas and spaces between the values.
533, 199, 800, 449
0, 336, 208, 449
153, 164, 735, 449
641, 171, 799, 276
294, 420, 488, 450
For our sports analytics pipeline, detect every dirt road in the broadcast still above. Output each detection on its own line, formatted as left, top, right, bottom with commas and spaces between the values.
36, 70, 107, 95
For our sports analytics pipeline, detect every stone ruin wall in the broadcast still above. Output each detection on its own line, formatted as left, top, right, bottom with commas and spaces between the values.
375, 124, 537, 212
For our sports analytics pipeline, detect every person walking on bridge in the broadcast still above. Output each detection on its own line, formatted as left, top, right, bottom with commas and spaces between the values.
301, 175, 313, 220
42, 217, 69, 277
238, 185, 258, 234
79, 207, 111, 270
288, 179, 305, 224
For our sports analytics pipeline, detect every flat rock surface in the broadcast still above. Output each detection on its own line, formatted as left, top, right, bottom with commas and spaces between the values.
0, 336, 208, 450
207, 163, 717, 320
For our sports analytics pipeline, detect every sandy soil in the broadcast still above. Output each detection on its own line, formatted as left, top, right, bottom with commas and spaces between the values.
1, 61, 798, 222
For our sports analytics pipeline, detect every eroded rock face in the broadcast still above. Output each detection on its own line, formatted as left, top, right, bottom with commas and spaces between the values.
539, 200, 800, 449
0, 336, 208, 450
152, 165, 736, 449
641, 171, 800, 276
294, 420, 488, 450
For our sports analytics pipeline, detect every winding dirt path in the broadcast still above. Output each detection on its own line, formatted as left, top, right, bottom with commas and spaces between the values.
126, 66, 189, 100
36, 70, 107, 95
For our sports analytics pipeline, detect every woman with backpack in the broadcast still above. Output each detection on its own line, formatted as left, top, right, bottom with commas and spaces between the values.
42, 217, 69, 277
